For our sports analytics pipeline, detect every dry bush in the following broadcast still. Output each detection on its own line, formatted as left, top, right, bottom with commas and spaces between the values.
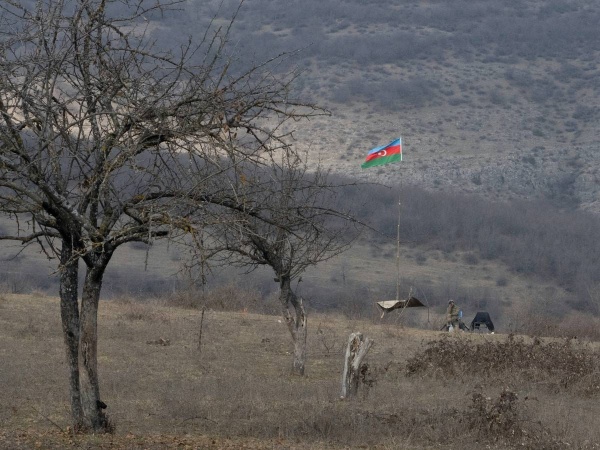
467, 389, 525, 441
315, 322, 338, 355
465, 388, 563, 448
405, 334, 600, 395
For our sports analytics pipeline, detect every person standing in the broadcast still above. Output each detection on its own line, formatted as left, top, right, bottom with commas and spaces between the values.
446, 299, 460, 331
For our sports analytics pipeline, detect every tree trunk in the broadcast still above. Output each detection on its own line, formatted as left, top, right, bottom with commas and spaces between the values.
279, 276, 307, 376
340, 332, 373, 399
59, 237, 112, 433
59, 241, 85, 430
79, 264, 111, 432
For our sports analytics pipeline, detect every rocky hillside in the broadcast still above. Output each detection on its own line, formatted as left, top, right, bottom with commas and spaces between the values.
172, 0, 600, 213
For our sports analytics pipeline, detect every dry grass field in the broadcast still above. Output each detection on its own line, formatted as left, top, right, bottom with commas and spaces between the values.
2, 292, 600, 449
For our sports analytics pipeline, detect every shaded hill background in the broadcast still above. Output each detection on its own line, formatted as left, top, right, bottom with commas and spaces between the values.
2, 0, 600, 335
162, 0, 600, 212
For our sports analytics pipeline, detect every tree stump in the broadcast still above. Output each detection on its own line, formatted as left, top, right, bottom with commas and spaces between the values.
340, 332, 374, 399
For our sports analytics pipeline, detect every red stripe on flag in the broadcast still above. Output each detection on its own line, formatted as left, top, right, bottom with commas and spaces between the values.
364, 144, 401, 162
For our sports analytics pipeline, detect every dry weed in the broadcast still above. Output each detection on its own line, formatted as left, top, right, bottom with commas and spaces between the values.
315, 322, 338, 355
406, 334, 599, 395
465, 388, 564, 448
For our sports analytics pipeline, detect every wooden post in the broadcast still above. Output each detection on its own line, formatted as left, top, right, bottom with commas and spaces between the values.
340, 332, 374, 399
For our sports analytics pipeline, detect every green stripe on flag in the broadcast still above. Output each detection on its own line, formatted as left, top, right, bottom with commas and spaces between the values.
361, 153, 402, 169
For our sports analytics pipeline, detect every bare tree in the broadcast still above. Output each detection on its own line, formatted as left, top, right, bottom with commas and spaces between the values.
187, 150, 360, 375
0, 0, 319, 432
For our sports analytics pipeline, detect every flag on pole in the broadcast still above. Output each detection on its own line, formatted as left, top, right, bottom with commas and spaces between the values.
361, 138, 402, 169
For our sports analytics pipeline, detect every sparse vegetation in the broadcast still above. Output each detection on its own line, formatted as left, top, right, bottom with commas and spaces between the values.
1, 294, 599, 449
3, 179, 600, 339
406, 334, 600, 395
342, 183, 600, 320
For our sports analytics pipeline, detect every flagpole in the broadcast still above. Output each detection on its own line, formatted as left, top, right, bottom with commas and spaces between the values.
396, 198, 401, 301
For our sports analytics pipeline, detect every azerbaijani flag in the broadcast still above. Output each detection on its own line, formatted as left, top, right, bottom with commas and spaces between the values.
361, 138, 402, 169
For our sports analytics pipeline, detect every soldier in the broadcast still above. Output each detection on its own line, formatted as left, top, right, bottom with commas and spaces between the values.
446, 299, 460, 331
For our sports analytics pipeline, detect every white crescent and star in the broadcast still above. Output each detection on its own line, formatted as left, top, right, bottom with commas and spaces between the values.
378, 150, 387, 156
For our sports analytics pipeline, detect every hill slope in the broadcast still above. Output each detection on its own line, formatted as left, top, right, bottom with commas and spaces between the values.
1, 294, 599, 448
170, 0, 600, 212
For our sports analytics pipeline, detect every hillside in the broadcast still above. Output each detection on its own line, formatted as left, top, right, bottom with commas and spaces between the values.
3, 205, 595, 337
1, 293, 600, 448
170, 0, 600, 213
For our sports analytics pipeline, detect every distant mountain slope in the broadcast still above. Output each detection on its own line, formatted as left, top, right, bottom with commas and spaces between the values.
167, 0, 600, 212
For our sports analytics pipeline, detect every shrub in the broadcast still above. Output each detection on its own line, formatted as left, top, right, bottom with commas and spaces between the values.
466, 388, 524, 440
465, 388, 563, 447
406, 335, 599, 395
